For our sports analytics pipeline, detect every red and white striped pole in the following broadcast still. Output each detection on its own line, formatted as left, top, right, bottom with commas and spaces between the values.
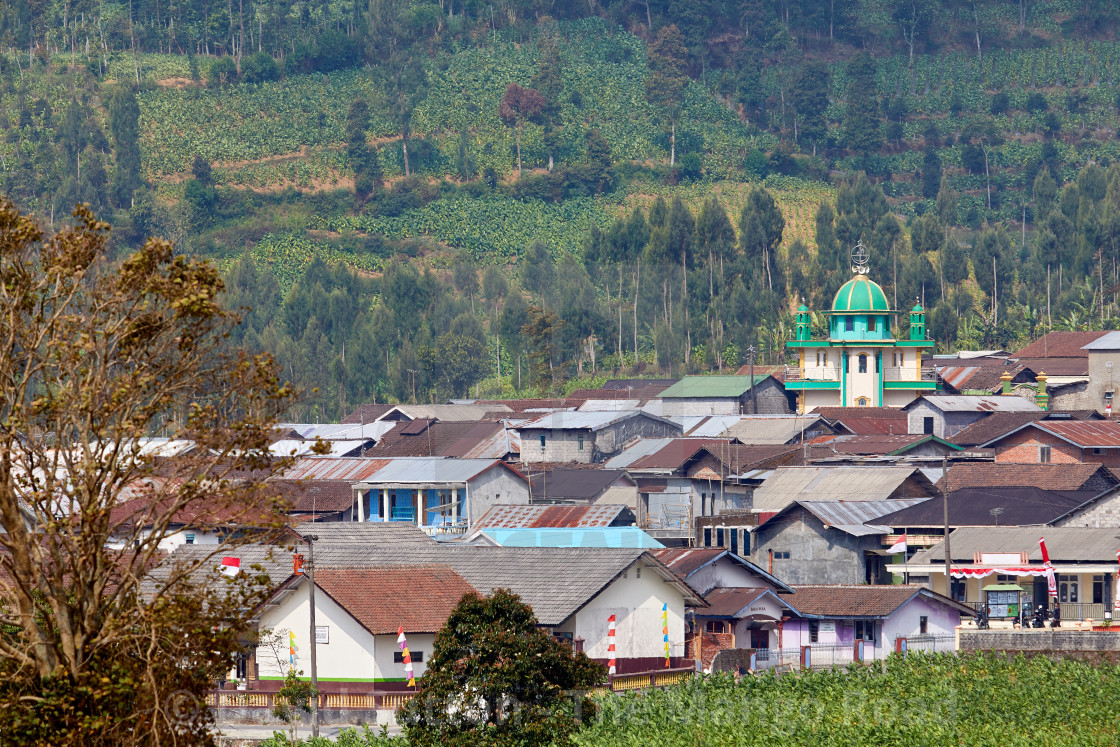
607, 614, 616, 677
1113, 550, 1120, 618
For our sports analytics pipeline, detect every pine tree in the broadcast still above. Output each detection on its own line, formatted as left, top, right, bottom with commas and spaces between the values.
109, 86, 142, 208
842, 53, 882, 156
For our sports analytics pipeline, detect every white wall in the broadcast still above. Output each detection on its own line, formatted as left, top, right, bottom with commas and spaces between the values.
684, 557, 775, 596
467, 468, 528, 525
372, 632, 436, 683
258, 580, 379, 682
570, 560, 687, 660
107, 527, 222, 552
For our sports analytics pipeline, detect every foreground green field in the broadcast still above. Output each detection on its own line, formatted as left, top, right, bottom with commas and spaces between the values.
576, 653, 1120, 747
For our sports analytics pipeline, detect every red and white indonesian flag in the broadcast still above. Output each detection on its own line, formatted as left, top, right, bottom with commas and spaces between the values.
219, 557, 241, 576
607, 614, 616, 676
1039, 537, 1057, 597
397, 626, 415, 687
887, 534, 908, 555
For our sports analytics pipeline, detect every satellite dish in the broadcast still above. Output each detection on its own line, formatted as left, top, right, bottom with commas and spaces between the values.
850, 241, 869, 275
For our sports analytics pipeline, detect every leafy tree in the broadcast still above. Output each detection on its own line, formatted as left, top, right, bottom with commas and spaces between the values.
421, 332, 488, 397
499, 83, 545, 175
585, 128, 613, 194
739, 186, 785, 292
521, 306, 566, 394
398, 589, 603, 747
842, 53, 881, 157
0, 199, 292, 745
921, 149, 942, 199
645, 24, 689, 166
347, 99, 382, 203
791, 60, 830, 154
108, 85, 142, 209
387, 51, 429, 177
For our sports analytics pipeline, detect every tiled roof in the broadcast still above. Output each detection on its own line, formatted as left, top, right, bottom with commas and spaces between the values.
527, 469, 633, 501
364, 421, 513, 458
939, 462, 1116, 492
816, 406, 907, 421
831, 417, 911, 435
472, 503, 632, 529
700, 587, 772, 617
314, 565, 477, 634
786, 585, 970, 618
341, 404, 395, 424
473, 398, 585, 412
625, 439, 732, 472
568, 386, 668, 402
291, 523, 436, 545
1014, 357, 1090, 376
808, 434, 957, 456
876, 487, 1095, 528
949, 412, 1049, 446
379, 404, 511, 422
602, 378, 679, 392
273, 480, 355, 513
1014, 331, 1107, 359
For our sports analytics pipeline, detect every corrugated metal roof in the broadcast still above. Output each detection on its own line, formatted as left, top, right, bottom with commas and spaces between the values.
281, 457, 393, 481
604, 438, 679, 468
912, 396, 1041, 413
515, 410, 651, 431
721, 416, 827, 445
1081, 331, 1120, 350
475, 527, 663, 549
473, 503, 630, 529
912, 526, 1120, 564
682, 415, 743, 436
269, 439, 371, 458
356, 458, 511, 485
658, 375, 765, 399
379, 404, 511, 422
937, 365, 981, 390
1037, 420, 1120, 447
751, 467, 932, 513
795, 498, 931, 536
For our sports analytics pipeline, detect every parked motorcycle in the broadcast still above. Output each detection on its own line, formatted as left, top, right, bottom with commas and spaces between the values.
1049, 604, 1061, 629
1032, 605, 1047, 628
975, 607, 990, 630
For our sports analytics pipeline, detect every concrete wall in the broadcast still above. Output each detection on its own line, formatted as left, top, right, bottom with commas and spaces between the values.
1052, 487, 1120, 527
595, 415, 681, 455
521, 415, 680, 463
749, 508, 885, 585
906, 401, 985, 439
881, 594, 962, 643
595, 483, 639, 508
681, 556, 776, 595
960, 629, 1120, 664
1086, 351, 1120, 414
659, 382, 790, 417
466, 468, 528, 524
565, 560, 687, 660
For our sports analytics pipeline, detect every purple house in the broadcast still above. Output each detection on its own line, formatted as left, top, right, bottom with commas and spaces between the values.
780, 585, 974, 657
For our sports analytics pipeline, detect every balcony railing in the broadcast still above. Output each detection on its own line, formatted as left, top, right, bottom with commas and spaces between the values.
786, 365, 938, 383
421, 518, 468, 536
884, 366, 939, 382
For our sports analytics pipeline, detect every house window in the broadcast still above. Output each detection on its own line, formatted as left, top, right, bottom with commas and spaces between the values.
539, 435, 546, 450
857, 397, 869, 407
1093, 575, 1106, 604
1059, 575, 1078, 603
716, 528, 725, 547
854, 621, 876, 642
772, 550, 791, 560
706, 621, 729, 634
867, 316, 876, 332
730, 529, 738, 556
845, 316, 855, 332
875, 353, 881, 373
704, 528, 712, 547
923, 417, 934, 435
185, 534, 195, 545
741, 530, 750, 556
1093, 448, 1102, 455
809, 621, 819, 643
1039, 445, 1052, 463
749, 629, 769, 650
898, 352, 904, 365
858, 354, 868, 373
919, 616, 928, 635
950, 578, 967, 602
394, 650, 423, 663
578, 435, 585, 451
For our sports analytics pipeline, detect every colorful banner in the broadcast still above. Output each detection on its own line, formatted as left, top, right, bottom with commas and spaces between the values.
661, 603, 669, 668
289, 630, 296, 668
397, 626, 415, 687
949, 567, 1049, 578
607, 614, 616, 676
1114, 550, 1120, 614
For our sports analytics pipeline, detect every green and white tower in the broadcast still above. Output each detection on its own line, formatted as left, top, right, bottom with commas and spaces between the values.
785, 244, 936, 412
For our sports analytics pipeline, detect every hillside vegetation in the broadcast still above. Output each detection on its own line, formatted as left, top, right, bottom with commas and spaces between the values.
3, 1, 1120, 417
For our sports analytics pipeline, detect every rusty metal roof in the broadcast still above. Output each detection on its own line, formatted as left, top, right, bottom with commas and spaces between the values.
1037, 420, 1120, 447
472, 503, 632, 529
279, 457, 393, 482
907, 395, 1040, 413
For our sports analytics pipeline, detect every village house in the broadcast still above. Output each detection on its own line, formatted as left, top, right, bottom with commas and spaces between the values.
978, 419, 1120, 466
901, 394, 1041, 440
749, 499, 928, 585
654, 375, 792, 416
893, 526, 1120, 621
515, 411, 681, 464
938, 461, 1120, 493
526, 468, 638, 505
749, 466, 938, 520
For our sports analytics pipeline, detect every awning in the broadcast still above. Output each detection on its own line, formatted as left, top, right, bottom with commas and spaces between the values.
950, 567, 1049, 579
982, 584, 1028, 592
741, 614, 778, 629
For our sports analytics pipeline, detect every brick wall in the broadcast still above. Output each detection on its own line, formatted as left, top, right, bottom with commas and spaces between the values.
994, 428, 1081, 464
686, 631, 735, 669
959, 629, 1120, 664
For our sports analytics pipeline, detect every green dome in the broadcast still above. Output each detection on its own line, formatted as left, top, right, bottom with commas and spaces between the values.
832, 274, 890, 313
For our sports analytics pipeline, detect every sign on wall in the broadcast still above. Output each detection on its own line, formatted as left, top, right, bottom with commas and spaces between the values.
315, 626, 329, 644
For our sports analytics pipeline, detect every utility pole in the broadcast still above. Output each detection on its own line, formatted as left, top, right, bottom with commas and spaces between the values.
941, 456, 952, 598
305, 534, 320, 738
748, 344, 757, 414
406, 369, 419, 404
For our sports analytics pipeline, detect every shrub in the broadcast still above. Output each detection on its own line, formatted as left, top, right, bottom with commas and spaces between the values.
1026, 91, 1049, 112
208, 56, 238, 87
990, 91, 1010, 114
240, 51, 280, 84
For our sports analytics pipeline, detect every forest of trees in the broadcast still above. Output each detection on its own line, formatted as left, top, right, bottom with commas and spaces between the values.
5, 0, 1120, 418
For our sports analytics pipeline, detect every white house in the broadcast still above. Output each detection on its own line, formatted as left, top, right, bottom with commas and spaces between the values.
255, 565, 477, 687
